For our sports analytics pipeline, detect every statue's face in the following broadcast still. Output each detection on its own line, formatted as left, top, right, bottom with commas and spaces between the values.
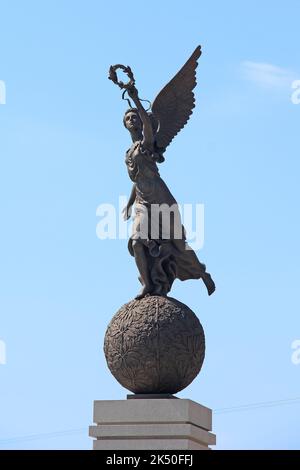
124, 112, 142, 132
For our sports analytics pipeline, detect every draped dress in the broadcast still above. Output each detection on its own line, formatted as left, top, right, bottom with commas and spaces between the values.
125, 140, 207, 295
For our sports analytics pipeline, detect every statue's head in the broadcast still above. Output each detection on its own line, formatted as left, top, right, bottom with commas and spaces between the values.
123, 108, 142, 134
123, 108, 165, 162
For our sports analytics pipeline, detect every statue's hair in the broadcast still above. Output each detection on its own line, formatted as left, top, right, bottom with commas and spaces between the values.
123, 108, 165, 163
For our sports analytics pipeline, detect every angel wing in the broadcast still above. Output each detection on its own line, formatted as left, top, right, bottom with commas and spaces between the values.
151, 45, 202, 153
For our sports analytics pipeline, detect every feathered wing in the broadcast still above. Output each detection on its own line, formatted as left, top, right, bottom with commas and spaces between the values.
151, 45, 202, 153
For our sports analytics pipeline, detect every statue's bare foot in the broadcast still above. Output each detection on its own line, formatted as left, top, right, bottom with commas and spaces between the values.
202, 272, 215, 296
135, 285, 153, 300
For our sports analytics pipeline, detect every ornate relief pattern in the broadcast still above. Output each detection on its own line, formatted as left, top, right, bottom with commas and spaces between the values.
104, 296, 205, 394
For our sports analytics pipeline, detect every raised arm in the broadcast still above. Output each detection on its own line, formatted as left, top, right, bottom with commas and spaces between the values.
128, 86, 154, 150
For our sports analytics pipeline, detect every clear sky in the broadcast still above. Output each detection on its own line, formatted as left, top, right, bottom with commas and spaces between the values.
0, 0, 300, 450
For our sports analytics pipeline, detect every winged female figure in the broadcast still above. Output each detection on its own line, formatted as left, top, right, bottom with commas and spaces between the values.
109, 46, 215, 299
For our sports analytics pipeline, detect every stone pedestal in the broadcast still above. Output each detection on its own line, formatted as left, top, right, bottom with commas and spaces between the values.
89, 398, 216, 450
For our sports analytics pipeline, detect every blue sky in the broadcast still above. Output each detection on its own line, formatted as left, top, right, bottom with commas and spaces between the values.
0, 0, 300, 449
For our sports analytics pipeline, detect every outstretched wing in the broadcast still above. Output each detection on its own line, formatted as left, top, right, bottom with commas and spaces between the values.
151, 46, 202, 152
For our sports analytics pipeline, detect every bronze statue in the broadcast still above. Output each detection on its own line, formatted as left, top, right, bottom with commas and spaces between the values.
109, 46, 215, 299
104, 46, 216, 395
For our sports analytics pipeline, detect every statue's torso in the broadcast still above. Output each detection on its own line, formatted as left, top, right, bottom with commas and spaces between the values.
125, 141, 159, 181
125, 141, 177, 206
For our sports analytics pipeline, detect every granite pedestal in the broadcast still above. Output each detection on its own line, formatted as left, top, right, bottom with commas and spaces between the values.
89, 398, 216, 450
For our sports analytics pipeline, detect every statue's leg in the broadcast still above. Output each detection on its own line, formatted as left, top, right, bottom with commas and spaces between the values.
132, 240, 153, 298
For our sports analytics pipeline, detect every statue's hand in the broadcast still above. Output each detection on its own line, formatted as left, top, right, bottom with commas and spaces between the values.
122, 205, 132, 221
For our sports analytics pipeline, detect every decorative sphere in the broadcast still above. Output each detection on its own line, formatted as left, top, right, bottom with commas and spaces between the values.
104, 296, 205, 394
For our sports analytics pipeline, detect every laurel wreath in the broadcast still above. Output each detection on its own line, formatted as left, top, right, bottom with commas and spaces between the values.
108, 64, 135, 90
